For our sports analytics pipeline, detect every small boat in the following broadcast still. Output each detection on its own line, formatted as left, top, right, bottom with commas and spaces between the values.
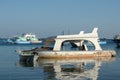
98, 39, 107, 45
113, 34, 120, 47
16, 28, 116, 61
10, 33, 42, 44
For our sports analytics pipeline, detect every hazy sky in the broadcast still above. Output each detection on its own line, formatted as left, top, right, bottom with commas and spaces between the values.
0, 0, 120, 38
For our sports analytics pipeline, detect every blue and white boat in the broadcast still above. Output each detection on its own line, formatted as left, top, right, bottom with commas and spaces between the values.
9, 33, 42, 44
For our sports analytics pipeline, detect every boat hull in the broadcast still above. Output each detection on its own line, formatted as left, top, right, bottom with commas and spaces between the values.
19, 55, 34, 62
36, 50, 116, 59
15, 41, 41, 44
18, 50, 116, 60
15, 41, 30, 44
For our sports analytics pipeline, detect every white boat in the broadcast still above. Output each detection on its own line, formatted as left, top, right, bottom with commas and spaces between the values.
16, 28, 116, 61
11, 33, 42, 44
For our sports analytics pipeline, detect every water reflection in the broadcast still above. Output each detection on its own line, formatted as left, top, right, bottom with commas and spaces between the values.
18, 60, 34, 67
18, 57, 115, 80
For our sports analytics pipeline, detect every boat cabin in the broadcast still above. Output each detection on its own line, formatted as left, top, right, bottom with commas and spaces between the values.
43, 28, 102, 51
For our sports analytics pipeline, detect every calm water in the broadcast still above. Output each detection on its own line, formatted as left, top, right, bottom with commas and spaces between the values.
0, 40, 120, 80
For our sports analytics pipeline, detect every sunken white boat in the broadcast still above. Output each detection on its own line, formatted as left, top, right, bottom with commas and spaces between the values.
17, 28, 116, 60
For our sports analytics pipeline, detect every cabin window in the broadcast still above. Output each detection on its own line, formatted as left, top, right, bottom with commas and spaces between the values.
60, 40, 95, 51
